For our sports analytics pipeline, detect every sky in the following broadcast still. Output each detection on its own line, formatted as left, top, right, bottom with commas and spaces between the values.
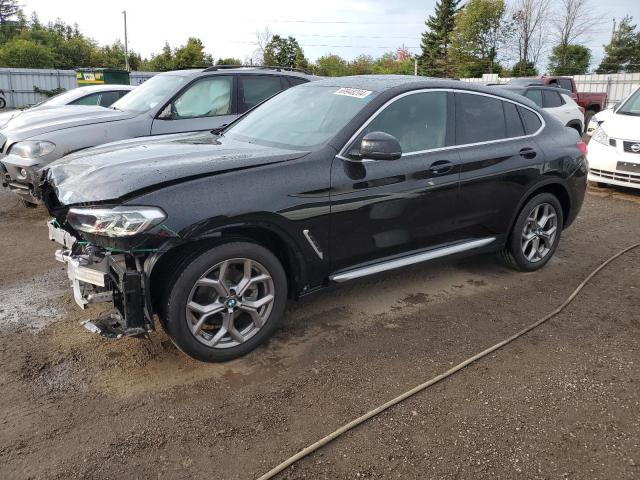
20, 0, 640, 72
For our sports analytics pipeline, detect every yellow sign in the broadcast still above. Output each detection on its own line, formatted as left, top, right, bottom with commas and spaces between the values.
76, 71, 105, 85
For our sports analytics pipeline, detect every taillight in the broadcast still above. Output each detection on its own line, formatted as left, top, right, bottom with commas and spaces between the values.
577, 141, 588, 156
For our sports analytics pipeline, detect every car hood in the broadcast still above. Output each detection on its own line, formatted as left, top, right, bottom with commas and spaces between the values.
1, 105, 136, 140
46, 131, 310, 205
0, 109, 21, 128
601, 113, 640, 139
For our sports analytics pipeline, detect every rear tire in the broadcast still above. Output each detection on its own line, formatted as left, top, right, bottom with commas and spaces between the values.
501, 193, 563, 272
161, 242, 287, 362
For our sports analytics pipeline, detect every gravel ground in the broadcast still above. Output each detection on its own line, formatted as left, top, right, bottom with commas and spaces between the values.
0, 185, 638, 480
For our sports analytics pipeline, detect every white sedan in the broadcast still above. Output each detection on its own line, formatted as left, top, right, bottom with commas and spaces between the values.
588, 87, 640, 189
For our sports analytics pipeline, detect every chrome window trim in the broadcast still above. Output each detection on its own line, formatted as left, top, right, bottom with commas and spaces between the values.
338, 88, 546, 162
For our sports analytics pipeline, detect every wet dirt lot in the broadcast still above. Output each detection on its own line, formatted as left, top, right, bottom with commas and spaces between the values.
0, 185, 639, 480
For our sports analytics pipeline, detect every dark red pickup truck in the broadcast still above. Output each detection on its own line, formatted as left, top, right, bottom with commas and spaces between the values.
506, 76, 608, 124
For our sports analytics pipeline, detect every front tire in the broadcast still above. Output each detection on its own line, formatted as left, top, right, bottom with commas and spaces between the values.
161, 242, 287, 362
502, 193, 563, 271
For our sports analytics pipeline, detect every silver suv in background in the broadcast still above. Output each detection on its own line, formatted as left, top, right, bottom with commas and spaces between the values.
0, 66, 318, 205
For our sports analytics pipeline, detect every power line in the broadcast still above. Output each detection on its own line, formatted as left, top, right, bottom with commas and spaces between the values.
227, 40, 420, 49
245, 19, 424, 25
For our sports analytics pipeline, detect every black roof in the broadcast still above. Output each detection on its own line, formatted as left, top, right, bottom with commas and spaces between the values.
301, 75, 541, 109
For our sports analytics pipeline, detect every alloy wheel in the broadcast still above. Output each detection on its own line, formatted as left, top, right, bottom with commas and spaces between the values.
520, 203, 558, 263
185, 258, 275, 349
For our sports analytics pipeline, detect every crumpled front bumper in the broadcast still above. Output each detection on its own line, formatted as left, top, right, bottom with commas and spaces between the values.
48, 221, 151, 336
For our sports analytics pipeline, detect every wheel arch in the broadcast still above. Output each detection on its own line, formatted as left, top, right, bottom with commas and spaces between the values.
507, 180, 572, 238
146, 222, 308, 316
565, 120, 583, 134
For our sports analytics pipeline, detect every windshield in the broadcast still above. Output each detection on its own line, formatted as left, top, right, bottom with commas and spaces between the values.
226, 85, 377, 149
111, 74, 186, 113
617, 88, 640, 116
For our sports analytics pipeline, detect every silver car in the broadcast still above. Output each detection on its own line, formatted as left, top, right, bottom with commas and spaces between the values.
0, 84, 135, 129
0, 67, 317, 204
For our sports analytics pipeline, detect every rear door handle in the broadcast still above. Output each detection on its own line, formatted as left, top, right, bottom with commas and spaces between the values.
519, 147, 537, 159
428, 160, 454, 175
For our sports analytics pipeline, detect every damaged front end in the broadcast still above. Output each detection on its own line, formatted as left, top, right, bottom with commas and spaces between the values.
48, 220, 151, 338
41, 177, 162, 339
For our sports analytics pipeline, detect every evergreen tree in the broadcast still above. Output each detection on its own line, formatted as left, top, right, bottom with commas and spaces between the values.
0, 0, 19, 25
597, 16, 640, 73
548, 44, 591, 75
418, 0, 462, 77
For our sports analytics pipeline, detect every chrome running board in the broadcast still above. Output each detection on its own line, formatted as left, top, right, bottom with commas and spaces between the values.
330, 237, 496, 283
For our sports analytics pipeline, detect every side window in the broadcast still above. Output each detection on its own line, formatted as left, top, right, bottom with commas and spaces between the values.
70, 93, 102, 106
98, 91, 121, 107
173, 76, 232, 118
287, 77, 307, 87
518, 106, 542, 135
362, 91, 448, 152
542, 90, 563, 108
558, 78, 573, 91
239, 75, 284, 113
524, 89, 543, 107
503, 102, 525, 138
455, 93, 506, 144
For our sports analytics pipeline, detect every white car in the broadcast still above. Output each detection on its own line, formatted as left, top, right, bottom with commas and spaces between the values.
499, 85, 584, 134
588, 87, 640, 189
0, 84, 135, 129
586, 87, 640, 136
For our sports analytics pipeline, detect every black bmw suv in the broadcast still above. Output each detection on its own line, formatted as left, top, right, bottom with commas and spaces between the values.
42, 75, 588, 362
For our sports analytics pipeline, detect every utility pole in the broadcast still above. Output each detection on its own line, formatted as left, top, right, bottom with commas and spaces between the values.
122, 10, 129, 71
611, 18, 616, 42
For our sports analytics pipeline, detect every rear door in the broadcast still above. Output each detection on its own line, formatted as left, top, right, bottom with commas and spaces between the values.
237, 75, 287, 114
454, 92, 546, 243
150, 75, 237, 135
329, 90, 460, 271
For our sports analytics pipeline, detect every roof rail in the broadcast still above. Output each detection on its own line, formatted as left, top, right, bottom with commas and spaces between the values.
202, 64, 311, 75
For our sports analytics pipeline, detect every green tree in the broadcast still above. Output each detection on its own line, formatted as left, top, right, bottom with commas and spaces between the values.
263, 35, 309, 69
597, 16, 640, 73
314, 54, 349, 76
0, 0, 19, 25
419, 0, 461, 77
548, 44, 591, 75
144, 42, 174, 71
172, 37, 213, 69
450, 0, 510, 77
510, 59, 538, 76
348, 54, 374, 74
93, 41, 141, 70
216, 57, 242, 65
0, 38, 54, 67
372, 51, 414, 74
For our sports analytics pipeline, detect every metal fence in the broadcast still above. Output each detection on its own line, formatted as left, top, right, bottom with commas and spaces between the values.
0, 68, 77, 109
129, 71, 158, 85
460, 73, 640, 105
0, 69, 159, 109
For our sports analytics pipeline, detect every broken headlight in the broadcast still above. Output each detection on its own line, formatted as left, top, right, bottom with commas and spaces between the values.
67, 206, 166, 237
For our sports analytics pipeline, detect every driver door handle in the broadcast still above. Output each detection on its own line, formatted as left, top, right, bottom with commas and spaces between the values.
428, 160, 454, 175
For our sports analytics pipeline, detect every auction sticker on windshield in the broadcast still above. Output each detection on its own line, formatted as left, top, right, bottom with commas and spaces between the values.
334, 87, 372, 99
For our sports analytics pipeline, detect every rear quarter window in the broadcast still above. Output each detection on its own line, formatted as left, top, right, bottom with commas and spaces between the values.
518, 106, 543, 135
504, 102, 525, 138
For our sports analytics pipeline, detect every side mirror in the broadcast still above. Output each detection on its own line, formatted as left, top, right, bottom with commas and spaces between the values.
358, 131, 402, 161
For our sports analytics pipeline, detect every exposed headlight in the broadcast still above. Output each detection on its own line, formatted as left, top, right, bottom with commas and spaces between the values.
591, 127, 609, 146
67, 206, 166, 237
9, 140, 56, 158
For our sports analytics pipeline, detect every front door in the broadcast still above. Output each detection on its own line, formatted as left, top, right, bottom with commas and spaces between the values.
329, 90, 461, 272
150, 75, 237, 135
